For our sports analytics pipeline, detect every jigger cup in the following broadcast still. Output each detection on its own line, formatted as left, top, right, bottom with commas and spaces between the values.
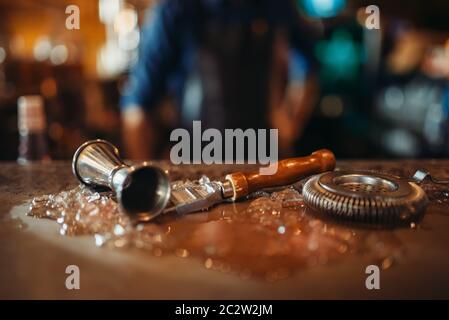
72, 139, 171, 221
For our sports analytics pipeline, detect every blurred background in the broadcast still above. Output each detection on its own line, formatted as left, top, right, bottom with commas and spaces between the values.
1, 0, 449, 161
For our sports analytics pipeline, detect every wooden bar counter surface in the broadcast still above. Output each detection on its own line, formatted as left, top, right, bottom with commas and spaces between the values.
1, 160, 449, 299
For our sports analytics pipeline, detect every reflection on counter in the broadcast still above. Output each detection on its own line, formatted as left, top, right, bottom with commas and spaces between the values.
27, 172, 410, 282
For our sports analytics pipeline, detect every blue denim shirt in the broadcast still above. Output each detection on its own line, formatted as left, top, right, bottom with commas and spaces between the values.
121, 0, 316, 127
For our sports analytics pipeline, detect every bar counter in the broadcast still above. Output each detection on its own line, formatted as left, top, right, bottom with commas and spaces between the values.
1, 160, 449, 299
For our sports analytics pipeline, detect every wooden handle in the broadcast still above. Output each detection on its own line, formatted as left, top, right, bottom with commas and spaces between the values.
225, 149, 335, 200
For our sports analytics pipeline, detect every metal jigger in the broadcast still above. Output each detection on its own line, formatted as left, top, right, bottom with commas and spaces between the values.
72, 139, 171, 222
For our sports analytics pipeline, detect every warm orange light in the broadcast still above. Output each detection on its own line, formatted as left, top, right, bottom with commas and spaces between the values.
40, 78, 58, 98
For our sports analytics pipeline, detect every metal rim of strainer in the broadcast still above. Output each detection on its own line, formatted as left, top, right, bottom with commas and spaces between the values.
302, 170, 428, 226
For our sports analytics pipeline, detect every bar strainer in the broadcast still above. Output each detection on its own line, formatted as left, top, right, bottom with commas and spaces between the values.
302, 170, 429, 226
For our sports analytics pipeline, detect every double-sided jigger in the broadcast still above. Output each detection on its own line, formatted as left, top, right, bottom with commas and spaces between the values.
72, 139, 336, 222
72, 139, 171, 221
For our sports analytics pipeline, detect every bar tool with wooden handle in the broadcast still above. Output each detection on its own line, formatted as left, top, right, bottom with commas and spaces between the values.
222, 149, 336, 200
72, 139, 335, 220
166, 149, 335, 215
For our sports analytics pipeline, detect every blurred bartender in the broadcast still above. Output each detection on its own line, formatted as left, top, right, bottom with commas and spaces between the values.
121, 0, 318, 159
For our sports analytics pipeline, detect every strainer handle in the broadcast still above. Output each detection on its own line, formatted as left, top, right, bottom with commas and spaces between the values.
412, 169, 449, 184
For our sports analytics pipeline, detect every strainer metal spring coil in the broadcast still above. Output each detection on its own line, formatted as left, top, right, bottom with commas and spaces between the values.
303, 170, 428, 226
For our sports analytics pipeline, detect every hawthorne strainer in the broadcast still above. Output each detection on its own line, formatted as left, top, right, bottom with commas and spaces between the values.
302, 170, 430, 226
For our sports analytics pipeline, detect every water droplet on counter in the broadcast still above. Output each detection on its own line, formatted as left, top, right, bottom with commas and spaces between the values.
400, 212, 411, 220
204, 258, 213, 269
381, 256, 394, 270
277, 226, 286, 234
114, 238, 128, 248
175, 248, 189, 258
95, 234, 107, 247
114, 224, 126, 236
337, 244, 348, 254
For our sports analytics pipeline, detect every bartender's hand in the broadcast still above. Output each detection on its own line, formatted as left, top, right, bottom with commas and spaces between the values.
121, 106, 155, 160
271, 103, 299, 157
271, 77, 319, 157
